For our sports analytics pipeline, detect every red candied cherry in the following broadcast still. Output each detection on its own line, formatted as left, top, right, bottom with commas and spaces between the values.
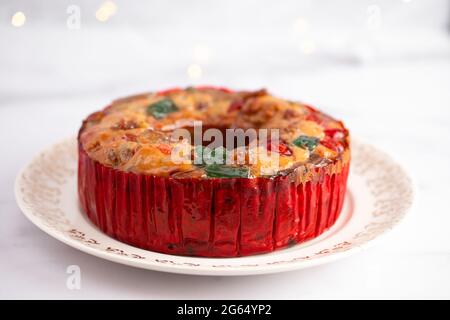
324, 128, 347, 140
266, 140, 293, 156
156, 144, 172, 155
123, 133, 137, 142
320, 138, 344, 153
228, 99, 244, 112
156, 87, 183, 96
195, 86, 233, 93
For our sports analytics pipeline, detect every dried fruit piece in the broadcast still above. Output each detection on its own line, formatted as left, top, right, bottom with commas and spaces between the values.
194, 146, 227, 166
156, 87, 183, 96
156, 144, 172, 155
228, 99, 244, 112
140, 129, 170, 144
123, 133, 137, 142
118, 146, 135, 162
320, 138, 344, 153
111, 119, 139, 130
324, 128, 346, 140
146, 99, 179, 119
107, 149, 120, 166
205, 164, 250, 178
292, 135, 319, 151
266, 141, 293, 156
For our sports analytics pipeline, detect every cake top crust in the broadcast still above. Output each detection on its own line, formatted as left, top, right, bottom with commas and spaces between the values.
79, 87, 350, 178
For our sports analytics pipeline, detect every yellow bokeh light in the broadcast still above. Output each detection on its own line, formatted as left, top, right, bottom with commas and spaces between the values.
11, 11, 26, 27
299, 40, 316, 55
96, 1, 118, 22
292, 17, 310, 34
187, 64, 203, 80
193, 45, 212, 64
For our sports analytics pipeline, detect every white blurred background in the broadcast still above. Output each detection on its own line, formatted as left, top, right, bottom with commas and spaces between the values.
1, 0, 449, 99
1, 0, 450, 299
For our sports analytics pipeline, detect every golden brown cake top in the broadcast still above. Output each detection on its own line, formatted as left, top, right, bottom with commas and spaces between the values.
79, 87, 350, 178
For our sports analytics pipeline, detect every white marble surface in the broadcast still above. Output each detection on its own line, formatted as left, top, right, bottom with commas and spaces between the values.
1, 0, 450, 299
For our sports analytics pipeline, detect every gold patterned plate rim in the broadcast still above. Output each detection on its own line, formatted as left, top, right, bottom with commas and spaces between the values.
15, 137, 414, 276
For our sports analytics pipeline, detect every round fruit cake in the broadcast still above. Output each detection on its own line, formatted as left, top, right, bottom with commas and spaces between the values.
78, 86, 350, 257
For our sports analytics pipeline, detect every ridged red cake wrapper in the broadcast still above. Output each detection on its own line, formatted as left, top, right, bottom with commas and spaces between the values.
78, 144, 350, 257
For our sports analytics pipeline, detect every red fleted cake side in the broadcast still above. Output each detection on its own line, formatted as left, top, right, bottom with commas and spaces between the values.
78, 143, 349, 257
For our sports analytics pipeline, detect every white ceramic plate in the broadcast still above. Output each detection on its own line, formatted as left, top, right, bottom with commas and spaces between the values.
15, 138, 413, 276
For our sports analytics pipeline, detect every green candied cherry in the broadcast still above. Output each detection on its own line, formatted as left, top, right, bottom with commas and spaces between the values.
205, 164, 250, 178
194, 145, 228, 166
292, 135, 320, 151
146, 99, 179, 119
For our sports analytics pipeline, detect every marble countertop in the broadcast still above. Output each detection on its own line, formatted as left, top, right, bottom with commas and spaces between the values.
0, 4, 449, 297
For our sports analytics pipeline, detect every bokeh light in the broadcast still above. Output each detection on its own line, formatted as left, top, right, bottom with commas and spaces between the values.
95, 1, 118, 22
292, 17, 310, 35
11, 12, 26, 27
299, 39, 316, 55
193, 45, 212, 64
187, 64, 203, 80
